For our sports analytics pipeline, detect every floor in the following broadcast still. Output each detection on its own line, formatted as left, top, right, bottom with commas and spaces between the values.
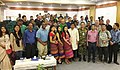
56, 54, 120, 70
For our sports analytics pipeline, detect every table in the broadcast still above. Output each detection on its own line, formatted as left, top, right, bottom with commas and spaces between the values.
14, 56, 57, 70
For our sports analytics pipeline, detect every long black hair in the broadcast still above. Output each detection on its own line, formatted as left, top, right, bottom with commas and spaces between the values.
48, 25, 56, 41
57, 26, 62, 39
12, 24, 22, 47
63, 26, 70, 38
0, 25, 9, 37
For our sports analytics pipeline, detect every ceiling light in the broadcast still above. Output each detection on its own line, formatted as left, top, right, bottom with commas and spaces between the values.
27, 6, 32, 8
27, 3, 30, 5
49, 6, 53, 9
19, 2, 22, 4
60, 4, 62, 6
16, 3, 19, 5
40, 3, 43, 5
68, 7, 71, 9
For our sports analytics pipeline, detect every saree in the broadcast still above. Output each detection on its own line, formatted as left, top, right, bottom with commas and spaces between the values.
0, 47, 12, 70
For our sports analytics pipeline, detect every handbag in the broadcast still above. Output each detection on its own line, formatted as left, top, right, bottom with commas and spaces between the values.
6, 45, 12, 54
6, 49, 12, 54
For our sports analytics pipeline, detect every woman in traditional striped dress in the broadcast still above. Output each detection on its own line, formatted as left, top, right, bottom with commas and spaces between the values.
62, 26, 74, 64
56, 26, 65, 64
49, 25, 59, 60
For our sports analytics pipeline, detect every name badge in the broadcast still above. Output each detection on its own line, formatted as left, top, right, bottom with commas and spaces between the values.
82, 33, 85, 36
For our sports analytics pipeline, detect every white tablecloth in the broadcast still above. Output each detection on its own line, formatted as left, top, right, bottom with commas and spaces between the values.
14, 56, 57, 70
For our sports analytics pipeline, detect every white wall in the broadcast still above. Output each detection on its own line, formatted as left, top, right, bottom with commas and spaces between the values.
96, 6, 117, 26
0, 7, 4, 21
77, 10, 90, 20
4, 6, 116, 25
4, 9, 78, 21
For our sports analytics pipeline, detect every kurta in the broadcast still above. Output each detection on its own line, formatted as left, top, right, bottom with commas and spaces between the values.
10, 33, 23, 52
68, 28, 79, 50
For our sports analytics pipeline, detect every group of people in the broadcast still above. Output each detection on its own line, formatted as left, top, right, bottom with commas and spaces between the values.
0, 13, 120, 70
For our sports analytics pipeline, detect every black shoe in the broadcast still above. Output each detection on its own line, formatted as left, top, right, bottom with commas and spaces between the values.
83, 55, 86, 61
104, 60, 108, 63
92, 60, 95, 63
114, 62, 119, 65
83, 58, 86, 61
100, 59, 102, 62
108, 61, 112, 64
88, 59, 90, 62
79, 58, 81, 61
72, 58, 75, 61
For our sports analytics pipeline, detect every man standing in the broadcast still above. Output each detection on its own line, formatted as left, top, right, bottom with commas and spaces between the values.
78, 22, 87, 61
87, 24, 98, 63
66, 17, 72, 29
98, 24, 111, 63
24, 23, 36, 58
106, 19, 112, 31
108, 23, 120, 65
22, 15, 28, 26
35, 15, 43, 28
68, 23, 79, 61
36, 22, 49, 57
17, 19, 27, 36
60, 19, 67, 31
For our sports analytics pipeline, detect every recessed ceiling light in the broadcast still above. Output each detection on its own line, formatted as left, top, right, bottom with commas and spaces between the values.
60, 4, 62, 6
40, 3, 43, 5
27, 6, 32, 8
27, 3, 30, 5
19, 2, 22, 4
16, 3, 19, 5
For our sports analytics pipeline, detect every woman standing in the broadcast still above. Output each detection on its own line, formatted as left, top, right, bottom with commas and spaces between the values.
56, 26, 65, 64
62, 26, 73, 64
10, 25, 23, 60
0, 25, 12, 70
49, 25, 59, 60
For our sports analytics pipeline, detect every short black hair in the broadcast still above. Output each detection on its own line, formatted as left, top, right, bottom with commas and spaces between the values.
114, 23, 119, 28
80, 16, 83, 18
28, 22, 33, 26
22, 15, 26, 19
17, 19, 23, 22
80, 22, 85, 25
70, 23, 75, 26
91, 24, 95, 26
102, 24, 106, 26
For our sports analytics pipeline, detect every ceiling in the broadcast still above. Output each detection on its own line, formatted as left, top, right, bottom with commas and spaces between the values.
0, 0, 118, 8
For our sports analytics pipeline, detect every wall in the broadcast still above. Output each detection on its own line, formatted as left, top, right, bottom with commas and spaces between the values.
4, 9, 79, 20
0, 7, 4, 21
4, 9, 90, 21
96, 6, 117, 26
77, 10, 90, 20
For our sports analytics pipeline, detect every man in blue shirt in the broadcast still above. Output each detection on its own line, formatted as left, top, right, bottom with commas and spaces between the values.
36, 22, 49, 57
108, 23, 120, 65
66, 17, 72, 29
24, 23, 36, 58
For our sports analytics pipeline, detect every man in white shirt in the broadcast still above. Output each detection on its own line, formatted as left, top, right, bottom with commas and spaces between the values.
68, 23, 79, 61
